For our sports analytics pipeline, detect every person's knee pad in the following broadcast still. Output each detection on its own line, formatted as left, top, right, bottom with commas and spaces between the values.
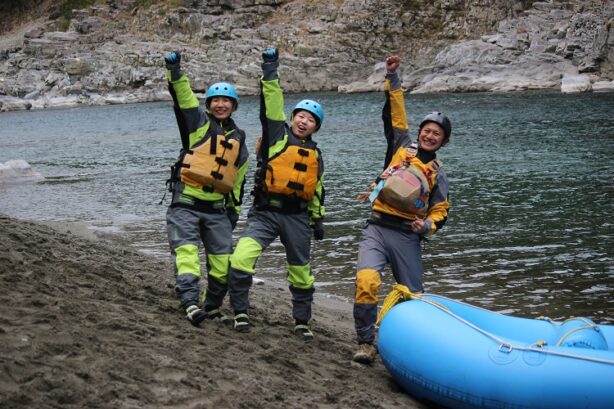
207, 253, 230, 284
287, 264, 314, 289
174, 244, 200, 276
355, 268, 381, 304
229, 237, 262, 273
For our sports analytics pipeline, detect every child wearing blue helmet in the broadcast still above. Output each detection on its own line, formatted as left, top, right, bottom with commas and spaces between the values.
228, 48, 326, 341
163, 51, 250, 327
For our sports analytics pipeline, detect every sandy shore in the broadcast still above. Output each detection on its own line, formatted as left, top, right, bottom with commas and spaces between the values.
0, 214, 425, 408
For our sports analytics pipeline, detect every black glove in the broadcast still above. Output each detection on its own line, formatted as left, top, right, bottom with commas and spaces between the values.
164, 50, 181, 72
261, 48, 279, 80
311, 218, 324, 241
227, 207, 239, 231
262, 48, 279, 63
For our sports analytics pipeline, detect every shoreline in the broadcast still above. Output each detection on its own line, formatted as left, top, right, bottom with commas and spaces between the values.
0, 213, 425, 408
3, 85, 614, 113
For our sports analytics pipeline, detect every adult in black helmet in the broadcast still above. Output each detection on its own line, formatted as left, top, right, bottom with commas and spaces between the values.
352, 55, 451, 364
419, 111, 451, 145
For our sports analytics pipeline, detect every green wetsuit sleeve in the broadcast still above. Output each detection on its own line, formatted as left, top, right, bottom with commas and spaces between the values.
167, 71, 208, 145
308, 177, 325, 220
308, 150, 326, 219
167, 71, 199, 110
227, 143, 250, 212
261, 77, 287, 147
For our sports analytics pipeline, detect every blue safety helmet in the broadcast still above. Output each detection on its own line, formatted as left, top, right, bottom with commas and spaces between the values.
205, 82, 239, 108
292, 99, 324, 130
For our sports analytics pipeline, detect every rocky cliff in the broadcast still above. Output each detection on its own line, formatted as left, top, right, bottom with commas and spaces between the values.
0, 0, 612, 111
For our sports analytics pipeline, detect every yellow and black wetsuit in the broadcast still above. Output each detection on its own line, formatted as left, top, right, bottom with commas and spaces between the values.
353, 69, 450, 346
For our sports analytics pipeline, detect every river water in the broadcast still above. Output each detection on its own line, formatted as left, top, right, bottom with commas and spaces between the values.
1, 91, 613, 324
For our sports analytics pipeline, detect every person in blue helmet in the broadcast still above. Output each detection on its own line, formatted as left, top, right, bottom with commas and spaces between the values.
352, 55, 451, 363
163, 51, 250, 327
228, 48, 326, 341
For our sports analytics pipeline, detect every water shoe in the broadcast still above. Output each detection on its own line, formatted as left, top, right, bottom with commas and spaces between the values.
233, 313, 250, 333
185, 305, 207, 327
294, 324, 314, 342
353, 343, 377, 364
206, 308, 232, 325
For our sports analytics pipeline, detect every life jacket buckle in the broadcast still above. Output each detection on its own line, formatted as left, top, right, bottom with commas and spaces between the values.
215, 157, 229, 166
287, 181, 305, 191
294, 163, 308, 172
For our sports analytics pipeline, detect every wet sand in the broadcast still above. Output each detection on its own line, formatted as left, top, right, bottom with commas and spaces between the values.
0, 214, 425, 408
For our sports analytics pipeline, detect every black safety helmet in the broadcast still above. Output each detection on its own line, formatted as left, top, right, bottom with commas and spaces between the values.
419, 112, 452, 142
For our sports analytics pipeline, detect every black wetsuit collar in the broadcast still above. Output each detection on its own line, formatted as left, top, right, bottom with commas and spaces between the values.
417, 147, 436, 163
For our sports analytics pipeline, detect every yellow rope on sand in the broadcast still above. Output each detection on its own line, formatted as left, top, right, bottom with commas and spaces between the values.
376, 284, 420, 325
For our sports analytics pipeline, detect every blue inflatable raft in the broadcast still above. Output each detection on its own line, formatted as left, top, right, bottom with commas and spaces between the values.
378, 292, 614, 409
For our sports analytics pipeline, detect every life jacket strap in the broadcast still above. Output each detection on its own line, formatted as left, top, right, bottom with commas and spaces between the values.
215, 157, 229, 166
210, 171, 224, 180
256, 194, 308, 214
209, 134, 218, 155
287, 181, 305, 191
294, 163, 308, 172
368, 211, 414, 231
171, 197, 225, 214
266, 164, 275, 185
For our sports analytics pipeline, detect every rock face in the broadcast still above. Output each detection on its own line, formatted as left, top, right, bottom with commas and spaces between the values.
0, 0, 612, 112
341, 1, 614, 93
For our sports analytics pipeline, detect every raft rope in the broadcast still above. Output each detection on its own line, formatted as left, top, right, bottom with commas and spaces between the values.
377, 285, 614, 366
376, 284, 430, 325
536, 316, 602, 347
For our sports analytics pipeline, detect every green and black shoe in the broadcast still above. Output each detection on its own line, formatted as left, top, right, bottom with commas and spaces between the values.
233, 313, 251, 333
206, 308, 232, 325
185, 305, 207, 327
294, 324, 314, 342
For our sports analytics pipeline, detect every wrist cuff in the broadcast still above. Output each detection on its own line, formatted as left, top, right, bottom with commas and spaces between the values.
385, 71, 401, 90
262, 61, 279, 81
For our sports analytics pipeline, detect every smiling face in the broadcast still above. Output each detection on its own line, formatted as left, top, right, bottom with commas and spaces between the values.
418, 122, 447, 152
291, 110, 318, 139
208, 96, 235, 121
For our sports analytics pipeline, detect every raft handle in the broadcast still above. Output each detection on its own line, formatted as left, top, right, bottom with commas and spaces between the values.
498, 343, 513, 354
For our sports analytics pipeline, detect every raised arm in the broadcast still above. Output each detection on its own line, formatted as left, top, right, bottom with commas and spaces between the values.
260, 48, 287, 148
164, 51, 208, 149
381, 55, 411, 169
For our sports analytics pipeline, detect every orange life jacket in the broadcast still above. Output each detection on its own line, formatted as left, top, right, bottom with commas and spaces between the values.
264, 145, 319, 201
180, 133, 240, 194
